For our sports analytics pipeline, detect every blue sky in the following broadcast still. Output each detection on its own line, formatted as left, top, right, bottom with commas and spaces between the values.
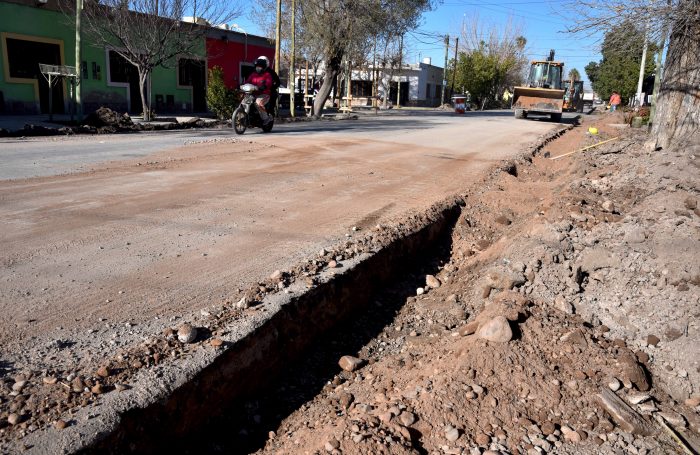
233, 0, 603, 89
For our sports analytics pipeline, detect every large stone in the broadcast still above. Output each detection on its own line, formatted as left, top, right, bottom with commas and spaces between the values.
338, 355, 363, 372
477, 316, 513, 343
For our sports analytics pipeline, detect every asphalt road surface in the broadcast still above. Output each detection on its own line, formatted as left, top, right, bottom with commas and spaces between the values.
0, 110, 562, 349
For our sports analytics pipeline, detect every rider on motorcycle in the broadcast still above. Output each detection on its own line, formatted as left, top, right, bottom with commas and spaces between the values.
245, 58, 274, 125
256, 56, 281, 92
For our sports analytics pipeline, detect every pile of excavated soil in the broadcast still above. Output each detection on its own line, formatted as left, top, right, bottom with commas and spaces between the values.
239, 119, 699, 455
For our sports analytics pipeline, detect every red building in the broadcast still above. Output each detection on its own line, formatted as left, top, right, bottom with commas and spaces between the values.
206, 28, 275, 89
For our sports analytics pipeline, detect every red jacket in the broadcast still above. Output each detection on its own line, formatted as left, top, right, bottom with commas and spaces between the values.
246, 71, 273, 96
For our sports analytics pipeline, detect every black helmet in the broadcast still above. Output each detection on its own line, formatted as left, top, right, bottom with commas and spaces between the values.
254, 58, 268, 69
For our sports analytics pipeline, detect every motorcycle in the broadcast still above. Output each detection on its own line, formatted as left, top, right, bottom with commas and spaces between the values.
232, 83, 275, 134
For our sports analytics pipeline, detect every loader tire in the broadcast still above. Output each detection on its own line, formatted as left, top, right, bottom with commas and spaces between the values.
514, 109, 526, 119
550, 113, 562, 122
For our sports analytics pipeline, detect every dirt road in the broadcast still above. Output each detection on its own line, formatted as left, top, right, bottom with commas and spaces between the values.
0, 111, 558, 360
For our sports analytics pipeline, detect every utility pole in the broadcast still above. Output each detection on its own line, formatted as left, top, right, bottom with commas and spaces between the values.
290, 0, 296, 118
373, 36, 378, 112
635, 22, 649, 107
274, 0, 281, 115
649, 21, 669, 127
450, 37, 459, 96
75, 0, 83, 121
396, 34, 403, 108
441, 35, 449, 105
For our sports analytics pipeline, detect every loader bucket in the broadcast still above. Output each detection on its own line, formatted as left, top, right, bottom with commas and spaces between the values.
512, 87, 565, 113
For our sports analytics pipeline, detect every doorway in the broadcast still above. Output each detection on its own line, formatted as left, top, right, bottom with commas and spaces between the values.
178, 58, 206, 112
389, 80, 409, 105
5, 37, 65, 114
108, 50, 144, 114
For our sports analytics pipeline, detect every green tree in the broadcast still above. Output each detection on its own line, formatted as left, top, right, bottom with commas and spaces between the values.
448, 17, 528, 109
568, 68, 581, 81
206, 66, 236, 120
564, 0, 700, 149
583, 22, 657, 106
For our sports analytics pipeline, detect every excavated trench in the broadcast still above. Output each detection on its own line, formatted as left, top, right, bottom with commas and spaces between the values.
72, 124, 576, 455
80, 202, 462, 454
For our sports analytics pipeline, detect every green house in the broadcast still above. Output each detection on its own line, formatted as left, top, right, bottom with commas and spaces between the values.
0, 0, 207, 115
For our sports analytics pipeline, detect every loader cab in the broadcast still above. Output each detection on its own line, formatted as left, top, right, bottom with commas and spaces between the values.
527, 61, 563, 89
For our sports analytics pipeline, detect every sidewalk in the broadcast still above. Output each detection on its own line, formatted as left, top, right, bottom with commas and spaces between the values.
0, 114, 73, 131
0, 113, 221, 136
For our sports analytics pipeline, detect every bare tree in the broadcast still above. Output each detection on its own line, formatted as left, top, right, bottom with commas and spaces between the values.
564, 0, 700, 149
250, 0, 431, 116
376, 36, 403, 109
74, 0, 238, 121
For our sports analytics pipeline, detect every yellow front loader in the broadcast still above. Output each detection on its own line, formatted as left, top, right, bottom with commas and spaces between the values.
512, 50, 565, 122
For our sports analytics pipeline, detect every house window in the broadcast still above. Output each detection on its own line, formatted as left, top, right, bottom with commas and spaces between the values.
426, 83, 431, 98
351, 80, 372, 97
6, 37, 61, 79
109, 50, 135, 83
178, 58, 204, 86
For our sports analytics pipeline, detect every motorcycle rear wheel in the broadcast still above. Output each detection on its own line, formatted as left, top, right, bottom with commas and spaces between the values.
233, 109, 248, 135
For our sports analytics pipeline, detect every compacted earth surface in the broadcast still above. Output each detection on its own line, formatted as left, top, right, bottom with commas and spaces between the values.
1, 112, 698, 454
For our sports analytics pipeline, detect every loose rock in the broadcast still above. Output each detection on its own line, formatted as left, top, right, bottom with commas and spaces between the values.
177, 323, 197, 343
477, 316, 513, 343
338, 355, 363, 372
426, 275, 441, 288
444, 425, 460, 442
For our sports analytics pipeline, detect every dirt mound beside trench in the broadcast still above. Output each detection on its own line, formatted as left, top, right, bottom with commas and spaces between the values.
246, 122, 699, 455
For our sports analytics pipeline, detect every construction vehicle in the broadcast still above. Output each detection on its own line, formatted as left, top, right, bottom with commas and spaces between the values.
562, 79, 584, 113
512, 50, 565, 121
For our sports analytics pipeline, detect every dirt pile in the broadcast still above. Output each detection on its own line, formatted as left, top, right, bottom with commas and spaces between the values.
241, 121, 698, 455
83, 107, 135, 129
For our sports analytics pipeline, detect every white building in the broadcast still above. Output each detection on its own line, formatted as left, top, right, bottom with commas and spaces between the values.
292, 58, 445, 109
376, 58, 446, 107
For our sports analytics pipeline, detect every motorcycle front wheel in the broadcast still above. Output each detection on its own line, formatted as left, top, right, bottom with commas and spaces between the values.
232, 109, 248, 135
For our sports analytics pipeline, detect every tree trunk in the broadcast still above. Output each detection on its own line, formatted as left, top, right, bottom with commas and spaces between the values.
313, 51, 342, 117
650, 13, 700, 150
138, 68, 150, 122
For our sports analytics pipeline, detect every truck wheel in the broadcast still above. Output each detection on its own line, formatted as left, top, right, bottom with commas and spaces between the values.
514, 109, 525, 119
550, 113, 562, 122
